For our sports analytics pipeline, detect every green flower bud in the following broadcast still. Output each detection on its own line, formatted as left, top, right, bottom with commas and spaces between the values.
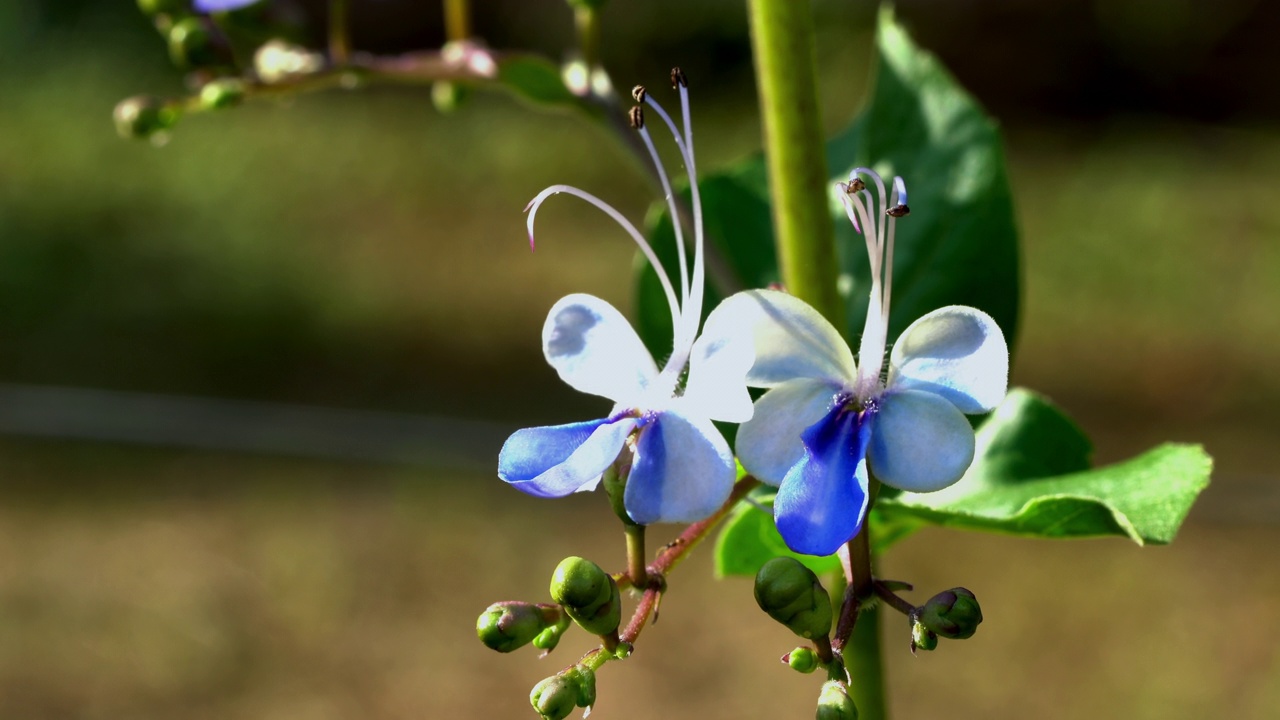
550, 556, 622, 637
530, 666, 595, 720
431, 81, 470, 114
920, 587, 982, 640
910, 619, 938, 652
754, 557, 832, 640
167, 17, 231, 69
136, 0, 189, 16
550, 557, 611, 616
476, 601, 555, 653
532, 612, 572, 653
530, 674, 578, 720
198, 78, 247, 110
565, 0, 609, 10
783, 647, 819, 674
113, 96, 179, 140
816, 681, 859, 720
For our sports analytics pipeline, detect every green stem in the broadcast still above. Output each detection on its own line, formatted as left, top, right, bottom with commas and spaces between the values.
328, 0, 351, 64
844, 606, 888, 720
574, 6, 602, 71
746, 0, 843, 329
443, 0, 471, 40
624, 524, 648, 588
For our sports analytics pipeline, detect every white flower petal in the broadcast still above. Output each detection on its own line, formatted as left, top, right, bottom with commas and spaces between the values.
867, 389, 975, 493
681, 296, 759, 423
542, 293, 659, 403
711, 289, 856, 388
888, 305, 1008, 414
737, 378, 844, 486
624, 411, 736, 524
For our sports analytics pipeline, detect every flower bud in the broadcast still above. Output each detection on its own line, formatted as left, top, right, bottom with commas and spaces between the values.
113, 96, 179, 140
167, 16, 231, 69
919, 587, 982, 640
816, 680, 859, 720
198, 78, 247, 110
783, 647, 819, 674
550, 556, 622, 636
476, 601, 556, 653
565, 0, 609, 10
754, 557, 832, 640
530, 666, 596, 720
910, 619, 938, 653
530, 674, 578, 720
136, 0, 189, 17
532, 613, 572, 653
431, 81, 470, 113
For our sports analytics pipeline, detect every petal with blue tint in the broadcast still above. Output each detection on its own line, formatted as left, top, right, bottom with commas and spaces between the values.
867, 389, 975, 493
542, 294, 659, 404
195, 0, 263, 11
708, 290, 856, 388
887, 306, 1008, 414
499, 416, 639, 498
681, 299, 758, 423
737, 378, 843, 487
624, 411, 735, 525
773, 405, 871, 556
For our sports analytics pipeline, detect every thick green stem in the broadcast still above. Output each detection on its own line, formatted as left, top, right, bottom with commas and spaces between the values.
845, 607, 888, 720
746, 0, 844, 329
328, 0, 351, 64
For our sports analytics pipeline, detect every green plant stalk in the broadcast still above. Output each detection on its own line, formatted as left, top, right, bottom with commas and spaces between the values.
747, 1, 885, 717
845, 607, 888, 719
329, 0, 351, 64
746, 0, 844, 330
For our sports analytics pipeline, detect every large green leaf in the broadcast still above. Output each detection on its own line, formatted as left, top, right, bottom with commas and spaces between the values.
876, 389, 1212, 546
828, 8, 1020, 345
635, 8, 1020, 357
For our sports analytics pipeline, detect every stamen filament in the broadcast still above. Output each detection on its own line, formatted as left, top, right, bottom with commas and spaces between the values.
636, 125, 690, 308
525, 184, 682, 335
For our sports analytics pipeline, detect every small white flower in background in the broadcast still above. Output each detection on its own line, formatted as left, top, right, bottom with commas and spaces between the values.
498, 71, 754, 525
716, 169, 1009, 556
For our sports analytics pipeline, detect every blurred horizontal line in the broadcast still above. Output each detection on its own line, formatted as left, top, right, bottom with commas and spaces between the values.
0, 383, 514, 471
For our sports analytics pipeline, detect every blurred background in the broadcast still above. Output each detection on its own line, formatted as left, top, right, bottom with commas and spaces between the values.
1, 0, 1278, 718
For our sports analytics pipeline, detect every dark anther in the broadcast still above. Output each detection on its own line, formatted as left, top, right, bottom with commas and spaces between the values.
631, 85, 647, 103
670, 66, 688, 89
887, 204, 910, 217
628, 105, 645, 130
847, 178, 867, 193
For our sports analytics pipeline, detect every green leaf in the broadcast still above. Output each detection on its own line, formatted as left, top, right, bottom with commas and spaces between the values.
829, 7, 1020, 346
713, 490, 841, 578
494, 56, 587, 111
634, 173, 778, 360
634, 9, 1020, 360
876, 389, 1212, 546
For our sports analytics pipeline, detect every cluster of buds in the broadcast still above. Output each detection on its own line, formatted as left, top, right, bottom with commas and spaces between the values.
530, 665, 596, 720
910, 587, 983, 653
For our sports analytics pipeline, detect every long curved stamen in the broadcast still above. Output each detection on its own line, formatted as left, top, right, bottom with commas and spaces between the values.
632, 90, 689, 312
846, 188, 886, 399
643, 76, 704, 381
525, 184, 682, 335
853, 168, 889, 261
882, 176, 908, 327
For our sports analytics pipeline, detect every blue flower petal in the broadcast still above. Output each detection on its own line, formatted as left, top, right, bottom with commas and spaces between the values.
867, 389, 975, 492
774, 404, 871, 556
195, 0, 263, 11
499, 416, 638, 498
624, 411, 735, 525
888, 306, 1008, 414
737, 378, 843, 487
